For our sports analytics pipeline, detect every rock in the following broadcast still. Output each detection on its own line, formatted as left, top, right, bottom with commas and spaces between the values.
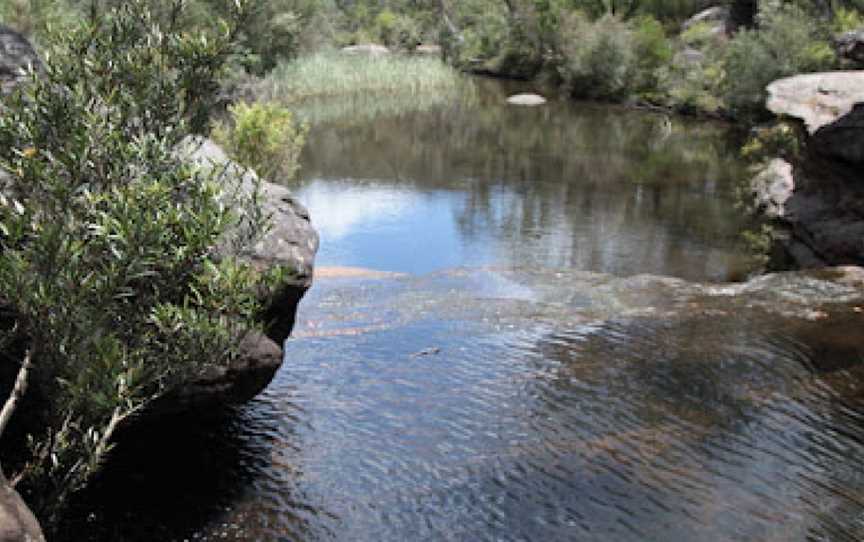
0, 473, 45, 542
760, 72, 864, 268
340, 44, 390, 56
835, 28, 864, 65
169, 137, 319, 408
0, 25, 40, 96
751, 158, 794, 218
766, 71, 864, 134
414, 44, 442, 56
767, 72, 864, 166
506, 93, 547, 106
681, 6, 731, 36
150, 331, 284, 414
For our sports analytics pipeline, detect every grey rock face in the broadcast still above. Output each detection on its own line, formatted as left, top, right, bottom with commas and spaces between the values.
835, 28, 864, 65
762, 72, 864, 268
0, 25, 40, 96
0, 473, 44, 542
169, 137, 318, 409
751, 158, 794, 218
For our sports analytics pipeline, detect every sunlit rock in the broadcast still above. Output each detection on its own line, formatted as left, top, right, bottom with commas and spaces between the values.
506, 93, 547, 106
751, 158, 794, 218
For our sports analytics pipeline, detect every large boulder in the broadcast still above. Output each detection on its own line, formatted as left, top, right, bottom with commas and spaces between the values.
767, 71, 864, 165
0, 473, 44, 542
761, 72, 864, 268
167, 136, 319, 409
0, 26, 40, 96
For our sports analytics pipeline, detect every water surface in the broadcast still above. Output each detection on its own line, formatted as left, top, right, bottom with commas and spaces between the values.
61, 78, 864, 542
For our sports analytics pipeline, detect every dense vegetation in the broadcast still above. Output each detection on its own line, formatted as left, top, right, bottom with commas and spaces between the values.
6, 0, 863, 120
1, 0, 862, 534
0, 0, 292, 532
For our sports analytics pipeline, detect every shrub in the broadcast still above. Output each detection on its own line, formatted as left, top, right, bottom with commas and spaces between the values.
556, 12, 638, 100
213, 102, 308, 181
833, 6, 864, 32
0, 0, 276, 528
631, 15, 673, 97
721, 4, 836, 118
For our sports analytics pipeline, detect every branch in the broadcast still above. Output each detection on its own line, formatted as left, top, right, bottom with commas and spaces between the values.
0, 349, 31, 439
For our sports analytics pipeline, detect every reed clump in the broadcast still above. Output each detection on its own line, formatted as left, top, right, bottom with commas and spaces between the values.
256, 52, 465, 103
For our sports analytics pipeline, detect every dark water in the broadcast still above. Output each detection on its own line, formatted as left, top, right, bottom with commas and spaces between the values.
64, 79, 864, 541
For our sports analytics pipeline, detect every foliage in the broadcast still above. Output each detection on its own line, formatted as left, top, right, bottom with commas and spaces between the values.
213, 102, 309, 181
833, 6, 864, 32
555, 12, 638, 99
740, 121, 803, 162
721, 3, 836, 118
0, 0, 274, 527
256, 51, 466, 102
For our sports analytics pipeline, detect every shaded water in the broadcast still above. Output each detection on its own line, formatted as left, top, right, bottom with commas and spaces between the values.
63, 79, 864, 541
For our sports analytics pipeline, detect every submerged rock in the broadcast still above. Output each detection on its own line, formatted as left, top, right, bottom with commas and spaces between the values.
0, 25, 40, 96
506, 93, 547, 106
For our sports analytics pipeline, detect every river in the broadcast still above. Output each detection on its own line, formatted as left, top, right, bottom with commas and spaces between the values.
65, 78, 864, 541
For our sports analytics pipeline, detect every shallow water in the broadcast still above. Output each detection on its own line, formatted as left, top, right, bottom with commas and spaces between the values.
63, 79, 864, 541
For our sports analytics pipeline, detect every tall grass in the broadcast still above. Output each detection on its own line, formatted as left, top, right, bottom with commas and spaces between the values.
256, 52, 467, 103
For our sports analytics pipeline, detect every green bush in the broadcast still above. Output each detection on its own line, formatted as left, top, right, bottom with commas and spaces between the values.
833, 6, 864, 32
213, 102, 308, 181
556, 12, 638, 99
0, 0, 278, 528
721, 4, 836, 118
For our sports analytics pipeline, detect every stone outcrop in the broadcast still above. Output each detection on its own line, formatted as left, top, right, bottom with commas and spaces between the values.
0, 25, 40, 96
750, 158, 794, 218
762, 72, 864, 268
0, 473, 44, 542
165, 136, 319, 410
835, 28, 864, 65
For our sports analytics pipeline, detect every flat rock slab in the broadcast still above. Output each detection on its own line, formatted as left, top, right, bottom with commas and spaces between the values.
506, 93, 547, 106
766, 71, 864, 134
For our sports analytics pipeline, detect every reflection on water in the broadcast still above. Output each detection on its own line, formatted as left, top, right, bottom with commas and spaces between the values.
57, 80, 864, 541
63, 269, 864, 542
292, 78, 751, 281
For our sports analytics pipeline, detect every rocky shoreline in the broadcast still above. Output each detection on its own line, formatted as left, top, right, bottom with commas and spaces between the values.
754, 71, 864, 268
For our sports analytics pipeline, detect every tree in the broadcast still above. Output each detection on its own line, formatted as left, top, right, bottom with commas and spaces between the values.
0, 0, 280, 530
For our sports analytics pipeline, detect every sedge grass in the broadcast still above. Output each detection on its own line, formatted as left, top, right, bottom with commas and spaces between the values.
257, 51, 467, 103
